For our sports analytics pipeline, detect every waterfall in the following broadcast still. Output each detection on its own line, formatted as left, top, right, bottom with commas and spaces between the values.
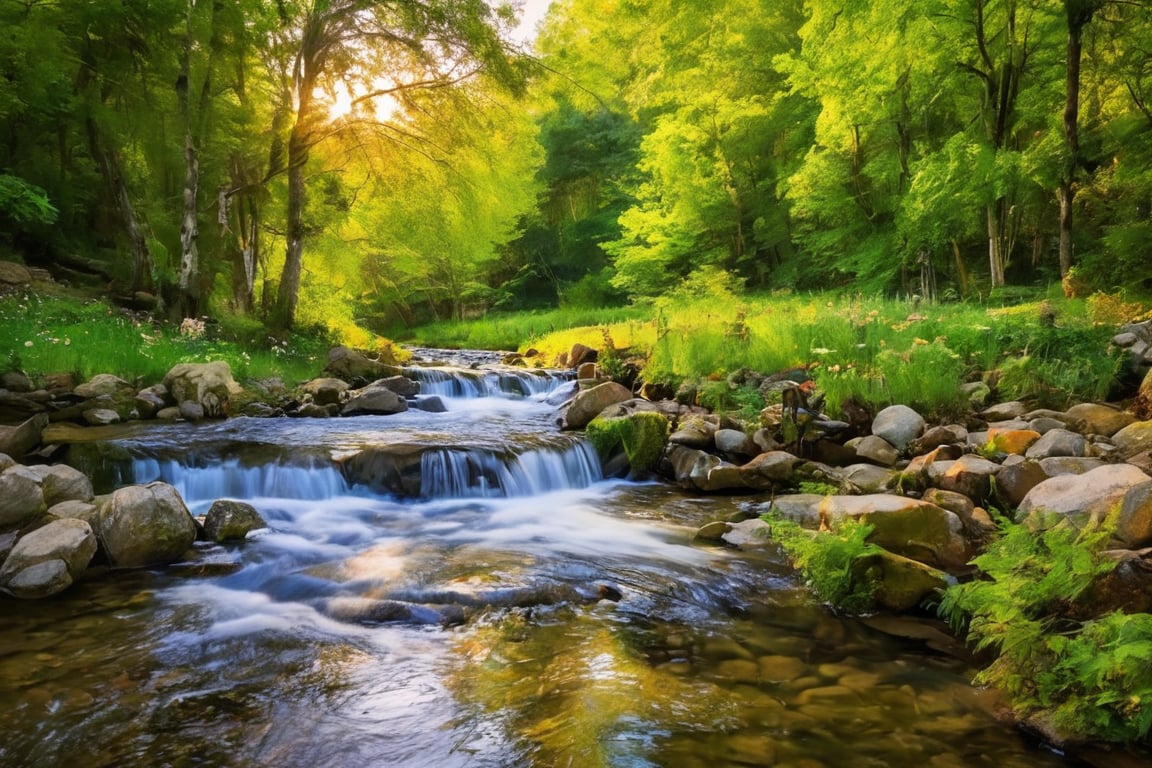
403, 366, 569, 399
419, 441, 602, 498
133, 456, 351, 504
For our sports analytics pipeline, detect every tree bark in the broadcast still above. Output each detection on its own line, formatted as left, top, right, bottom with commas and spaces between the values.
86, 117, 153, 293
1058, 1, 1096, 277
178, 130, 200, 317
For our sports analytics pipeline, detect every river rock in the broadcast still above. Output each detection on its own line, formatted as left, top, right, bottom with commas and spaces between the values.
0, 413, 48, 459
341, 382, 409, 416
155, 406, 182, 421
1027, 417, 1066, 435
993, 459, 1049, 509
47, 500, 98, 523
852, 435, 899, 466
24, 464, 93, 507
666, 445, 747, 492
981, 401, 1029, 421
1039, 456, 1104, 476
871, 405, 925, 452
0, 518, 96, 599
694, 520, 730, 542
299, 377, 350, 406
1111, 421, 1152, 459
162, 361, 241, 418
560, 381, 632, 430
851, 550, 955, 612
715, 428, 757, 460
178, 401, 205, 421
323, 346, 403, 385
987, 428, 1040, 455
721, 518, 773, 549
668, 416, 716, 449
1113, 484, 1152, 549
134, 385, 168, 419
202, 499, 267, 542
842, 463, 897, 494
74, 374, 133, 399
740, 451, 802, 490
759, 494, 822, 528
567, 343, 597, 368
296, 402, 334, 418
1016, 464, 1150, 530
367, 375, 420, 398
1064, 403, 1134, 437
96, 482, 197, 568
1024, 428, 1087, 459
928, 454, 1001, 502
83, 408, 120, 426
341, 445, 425, 497
0, 371, 32, 392
0, 465, 46, 529
818, 494, 968, 568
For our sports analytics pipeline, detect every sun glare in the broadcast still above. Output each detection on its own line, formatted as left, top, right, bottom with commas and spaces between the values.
323, 79, 400, 123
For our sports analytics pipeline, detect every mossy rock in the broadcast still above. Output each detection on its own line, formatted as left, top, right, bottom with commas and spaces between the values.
586, 412, 671, 476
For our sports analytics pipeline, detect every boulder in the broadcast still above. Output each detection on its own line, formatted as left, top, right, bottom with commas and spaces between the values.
567, 343, 597, 369
1024, 428, 1087, 459
1064, 403, 1134, 438
994, 459, 1049, 510
715, 428, 757, 460
366, 375, 420, 399
739, 451, 802, 490
96, 482, 197, 568
928, 454, 1001, 502
74, 373, 133, 399
668, 417, 717, 449
162, 361, 242, 418
0, 371, 32, 392
341, 445, 426, 497
299, 377, 351, 406
560, 382, 632, 430
0, 518, 96, 598
323, 346, 403, 385
0, 465, 46, 529
203, 499, 267, 542
666, 445, 748, 493
1110, 421, 1152, 459
842, 463, 897, 494
576, 362, 598, 380
178, 401, 205, 421
1016, 464, 1151, 530
46, 500, 98, 523
818, 494, 968, 568
852, 435, 898, 466
24, 464, 93, 507
0, 413, 48, 459
1114, 484, 1152, 549
871, 405, 925, 452
412, 395, 448, 413
0, 260, 32, 284
341, 383, 409, 416
851, 550, 955, 612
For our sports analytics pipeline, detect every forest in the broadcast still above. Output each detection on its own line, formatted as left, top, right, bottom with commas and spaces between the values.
1, 0, 1151, 338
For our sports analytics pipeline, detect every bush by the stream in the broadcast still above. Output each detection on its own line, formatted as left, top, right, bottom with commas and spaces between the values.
765, 515, 884, 614
939, 514, 1152, 743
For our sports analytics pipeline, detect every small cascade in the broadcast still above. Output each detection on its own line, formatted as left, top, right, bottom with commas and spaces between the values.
419, 441, 602, 498
404, 366, 569, 399
133, 456, 351, 504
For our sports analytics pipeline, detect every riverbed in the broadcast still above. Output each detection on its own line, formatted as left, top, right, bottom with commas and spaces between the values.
0, 359, 1073, 767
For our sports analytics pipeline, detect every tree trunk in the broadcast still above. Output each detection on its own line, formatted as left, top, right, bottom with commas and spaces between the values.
987, 204, 1006, 287
177, 130, 200, 317
1059, 2, 1095, 277
87, 118, 153, 293
275, 145, 307, 328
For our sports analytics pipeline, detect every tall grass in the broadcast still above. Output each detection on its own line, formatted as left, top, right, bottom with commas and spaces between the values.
400, 306, 650, 351
0, 294, 329, 385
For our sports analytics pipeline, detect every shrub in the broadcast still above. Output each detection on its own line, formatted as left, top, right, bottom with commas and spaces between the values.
938, 514, 1152, 742
766, 515, 883, 613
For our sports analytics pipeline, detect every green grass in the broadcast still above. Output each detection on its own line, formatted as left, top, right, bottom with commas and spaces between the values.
410, 287, 1128, 420
398, 306, 650, 351
0, 294, 329, 386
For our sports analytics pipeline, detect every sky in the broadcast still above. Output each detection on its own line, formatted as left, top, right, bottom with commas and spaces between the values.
512, 0, 554, 46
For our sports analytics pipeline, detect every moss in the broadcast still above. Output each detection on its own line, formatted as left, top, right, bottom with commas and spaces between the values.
586, 412, 670, 475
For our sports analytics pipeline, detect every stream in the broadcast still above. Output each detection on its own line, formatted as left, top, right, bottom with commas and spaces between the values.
0, 353, 1076, 767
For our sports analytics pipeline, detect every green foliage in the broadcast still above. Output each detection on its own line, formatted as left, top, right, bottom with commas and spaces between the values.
585, 412, 671, 475
0, 174, 57, 226
938, 515, 1152, 742
767, 515, 884, 613
797, 480, 839, 496
695, 380, 765, 421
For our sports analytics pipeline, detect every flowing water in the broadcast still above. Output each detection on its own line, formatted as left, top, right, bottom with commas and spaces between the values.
0, 359, 1080, 767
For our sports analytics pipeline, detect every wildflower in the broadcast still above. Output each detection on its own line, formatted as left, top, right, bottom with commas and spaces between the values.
811, 347, 833, 355
913, 338, 929, 346
23, 340, 32, 347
